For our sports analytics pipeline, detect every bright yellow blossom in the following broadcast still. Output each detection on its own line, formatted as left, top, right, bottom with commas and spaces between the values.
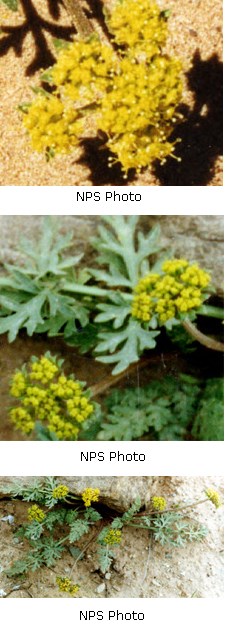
102, 529, 122, 545
82, 488, 100, 507
9, 353, 96, 440
205, 489, 222, 509
22, 0, 183, 174
132, 259, 211, 324
27, 505, 46, 522
56, 577, 79, 596
52, 485, 69, 499
152, 496, 167, 511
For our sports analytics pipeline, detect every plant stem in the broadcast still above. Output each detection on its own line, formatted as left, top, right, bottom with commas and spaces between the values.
63, 282, 132, 300
63, 0, 94, 37
197, 304, 224, 319
182, 319, 224, 352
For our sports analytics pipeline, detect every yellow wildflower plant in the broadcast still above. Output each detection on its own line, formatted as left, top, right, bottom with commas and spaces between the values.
81, 488, 100, 507
56, 577, 79, 596
52, 485, 69, 500
22, 0, 183, 174
131, 259, 211, 325
102, 529, 122, 545
27, 505, 46, 523
151, 496, 167, 512
9, 352, 97, 441
205, 489, 222, 509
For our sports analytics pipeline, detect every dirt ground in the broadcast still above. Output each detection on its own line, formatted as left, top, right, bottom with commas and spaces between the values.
0, 0, 223, 186
0, 477, 223, 598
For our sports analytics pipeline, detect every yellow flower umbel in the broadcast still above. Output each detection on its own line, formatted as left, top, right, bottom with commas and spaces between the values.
205, 489, 222, 509
151, 496, 167, 512
82, 488, 100, 507
52, 485, 69, 500
27, 505, 46, 522
9, 353, 96, 441
22, 1, 182, 174
102, 529, 122, 545
131, 259, 211, 325
56, 577, 79, 596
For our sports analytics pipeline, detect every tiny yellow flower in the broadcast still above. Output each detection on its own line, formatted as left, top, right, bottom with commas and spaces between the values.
56, 577, 79, 596
151, 496, 167, 511
27, 505, 46, 522
102, 529, 122, 545
82, 488, 100, 507
52, 485, 69, 499
205, 489, 222, 509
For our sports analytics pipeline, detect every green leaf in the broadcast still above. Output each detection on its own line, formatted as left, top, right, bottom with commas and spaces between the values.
69, 519, 90, 542
91, 216, 162, 287
97, 545, 114, 574
95, 318, 159, 374
0, 292, 47, 341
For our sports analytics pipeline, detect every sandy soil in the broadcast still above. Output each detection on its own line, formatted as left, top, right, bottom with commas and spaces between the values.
0, 0, 223, 186
0, 477, 223, 598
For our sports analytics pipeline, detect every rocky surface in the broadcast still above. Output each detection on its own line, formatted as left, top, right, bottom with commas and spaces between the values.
0, 476, 156, 511
0, 215, 223, 292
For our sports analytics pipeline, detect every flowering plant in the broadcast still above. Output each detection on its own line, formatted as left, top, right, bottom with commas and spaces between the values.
21, 0, 183, 175
9, 352, 99, 440
3, 477, 222, 596
1, 216, 223, 379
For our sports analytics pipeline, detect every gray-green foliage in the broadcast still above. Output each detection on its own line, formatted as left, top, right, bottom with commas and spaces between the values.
89, 216, 162, 373
98, 374, 202, 441
191, 378, 224, 441
0, 218, 90, 342
4, 478, 218, 583
64, 216, 165, 374
141, 512, 208, 547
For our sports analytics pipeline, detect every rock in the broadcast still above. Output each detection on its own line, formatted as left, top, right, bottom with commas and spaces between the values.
0, 476, 156, 512
0, 215, 223, 293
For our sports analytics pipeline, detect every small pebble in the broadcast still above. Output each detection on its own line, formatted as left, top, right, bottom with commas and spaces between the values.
96, 583, 106, 594
105, 573, 111, 580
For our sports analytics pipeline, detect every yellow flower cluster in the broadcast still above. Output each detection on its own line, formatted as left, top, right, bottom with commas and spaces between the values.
107, 0, 167, 59
56, 577, 80, 596
52, 485, 69, 500
9, 354, 95, 440
10, 372, 27, 398
102, 529, 122, 545
131, 259, 211, 325
23, 94, 82, 154
151, 496, 167, 511
10, 407, 35, 434
29, 356, 58, 383
99, 56, 182, 173
23, 0, 182, 174
27, 505, 46, 522
81, 488, 100, 507
205, 489, 222, 509
51, 38, 117, 102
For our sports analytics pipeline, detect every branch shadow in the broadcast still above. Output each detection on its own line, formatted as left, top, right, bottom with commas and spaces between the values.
0, 0, 75, 75
78, 136, 133, 185
154, 51, 223, 186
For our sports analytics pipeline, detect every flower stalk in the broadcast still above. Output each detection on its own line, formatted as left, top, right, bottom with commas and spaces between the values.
63, 0, 94, 37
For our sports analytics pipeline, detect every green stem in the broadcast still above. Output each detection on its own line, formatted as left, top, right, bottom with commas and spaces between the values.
197, 304, 224, 319
63, 282, 132, 301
